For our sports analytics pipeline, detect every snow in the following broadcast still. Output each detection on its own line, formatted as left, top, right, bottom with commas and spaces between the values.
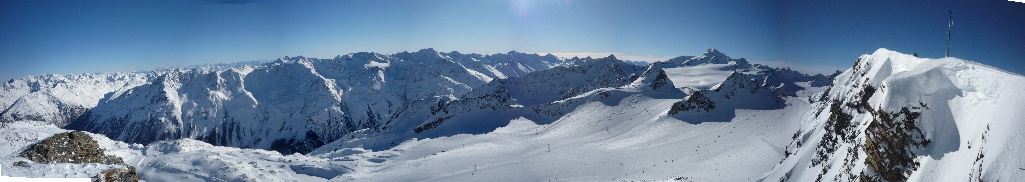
0, 121, 352, 181
329, 93, 817, 181
2, 48, 1023, 181
483, 65, 508, 79
761, 48, 1025, 181
0, 121, 132, 178
451, 61, 493, 82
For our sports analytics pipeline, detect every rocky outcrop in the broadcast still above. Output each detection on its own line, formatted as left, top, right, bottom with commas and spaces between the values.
668, 91, 715, 114
19, 131, 124, 165
94, 166, 140, 182
860, 106, 930, 182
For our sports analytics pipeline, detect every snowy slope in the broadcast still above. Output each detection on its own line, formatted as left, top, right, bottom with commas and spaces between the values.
26, 49, 568, 155
310, 55, 652, 152
307, 50, 835, 181
0, 73, 150, 126
655, 48, 749, 91
0, 121, 140, 178
316, 54, 832, 181
0, 120, 352, 181
761, 48, 1025, 181
4, 48, 1020, 182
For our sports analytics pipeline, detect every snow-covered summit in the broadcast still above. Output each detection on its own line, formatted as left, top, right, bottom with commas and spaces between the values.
763, 48, 1025, 181
655, 48, 752, 68
702, 48, 727, 58
0, 49, 576, 155
6, 46, 1024, 181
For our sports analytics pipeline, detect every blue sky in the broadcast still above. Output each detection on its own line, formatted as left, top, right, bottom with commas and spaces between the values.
0, 0, 1023, 81
779, 0, 1025, 76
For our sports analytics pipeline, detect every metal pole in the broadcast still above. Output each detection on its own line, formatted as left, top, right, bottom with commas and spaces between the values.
947, 11, 952, 57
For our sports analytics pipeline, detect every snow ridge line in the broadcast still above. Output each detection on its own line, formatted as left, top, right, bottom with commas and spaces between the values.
959, 59, 1025, 78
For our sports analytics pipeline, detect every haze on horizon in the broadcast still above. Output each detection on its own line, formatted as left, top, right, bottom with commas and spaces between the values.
1, 0, 1023, 81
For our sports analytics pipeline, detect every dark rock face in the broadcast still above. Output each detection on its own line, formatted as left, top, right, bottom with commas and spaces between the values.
94, 166, 140, 182
650, 70, 670, 90
668, 91, 715, 115
19, 131, 124, 165
269, 130, 326, 155
860, 106, 929, 182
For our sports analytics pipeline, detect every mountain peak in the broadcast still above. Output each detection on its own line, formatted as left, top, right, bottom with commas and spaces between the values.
417, 48, 438, 54
674, 48, 734, 66
654, 48, 744, 68
702, 48, 727, 58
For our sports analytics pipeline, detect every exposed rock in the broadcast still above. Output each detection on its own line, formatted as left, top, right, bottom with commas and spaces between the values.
270, 130, 326, 155
19, 131, 124, 165
668, 91, 715, 115
648, 68, 670, 90
812, 100, 856, 166
13, 161, 29, 167
414, 116, 454, 134
94, 166, 140, 182
860, 106, 929, 182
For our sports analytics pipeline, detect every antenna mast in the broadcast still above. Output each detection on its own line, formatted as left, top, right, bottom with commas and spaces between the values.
947, 10, 953, 57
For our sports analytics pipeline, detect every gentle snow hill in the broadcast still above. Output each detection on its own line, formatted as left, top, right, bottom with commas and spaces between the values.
761, 48, 1025, 182
319, 66, 831, 182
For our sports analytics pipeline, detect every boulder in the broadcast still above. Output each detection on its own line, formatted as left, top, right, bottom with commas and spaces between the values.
19, 131, 124, 165
94, 166, 140, 182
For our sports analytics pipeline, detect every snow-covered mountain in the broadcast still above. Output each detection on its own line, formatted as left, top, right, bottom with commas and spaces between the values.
2, 48, 1022, 181
1, 73, 151, 126
762, 48, 1025, 181
654, 48, 753, 70
313, 55, 656, 151
3, 48, 565, 154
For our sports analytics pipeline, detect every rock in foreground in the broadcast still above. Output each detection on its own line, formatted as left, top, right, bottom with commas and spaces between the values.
19, 131, 124, 165
95, 166, 141, 182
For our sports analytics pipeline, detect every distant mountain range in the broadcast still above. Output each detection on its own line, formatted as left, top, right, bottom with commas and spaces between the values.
3, 48, 1023, 181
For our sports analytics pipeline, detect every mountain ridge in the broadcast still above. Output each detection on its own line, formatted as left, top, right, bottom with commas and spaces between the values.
2, 48, 1023, 181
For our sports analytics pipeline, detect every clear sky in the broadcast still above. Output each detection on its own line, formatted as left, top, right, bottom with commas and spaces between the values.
0, 0, 1023, 81
779, 0, 1025, 76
